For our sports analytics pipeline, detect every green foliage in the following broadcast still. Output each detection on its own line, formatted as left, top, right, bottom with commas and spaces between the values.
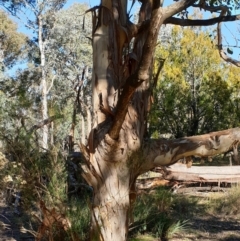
1, 136, 66, 205
0, 10, 27, 68
0, 2, 93, 149
46, 3, 93, 119
131, 187, 188, 240
1, 132, 91, 240
67, 196, 91, 241
150, 26, 240, 138
0, 7, 93, 234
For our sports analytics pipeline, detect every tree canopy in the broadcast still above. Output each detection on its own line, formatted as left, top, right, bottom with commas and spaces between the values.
0, 10, 26, 70
150, 25, 240, 138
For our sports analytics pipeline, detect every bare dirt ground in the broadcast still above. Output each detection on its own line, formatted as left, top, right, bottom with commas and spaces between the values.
0, 201, 34, 241
172, 214, 240, 241
170, 192, 240, 241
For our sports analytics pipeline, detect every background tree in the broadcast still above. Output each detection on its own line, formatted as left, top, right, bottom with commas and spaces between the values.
0, 9, 26, 77
0, 0, 67, 150
47, 3, 93, 147
0, 10, 28, 146
0, 1, 93, 150
150, 25, 239, 138
0, 3, 94, 239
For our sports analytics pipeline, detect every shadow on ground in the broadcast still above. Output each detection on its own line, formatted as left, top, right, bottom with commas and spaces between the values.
0, 201, 34, 241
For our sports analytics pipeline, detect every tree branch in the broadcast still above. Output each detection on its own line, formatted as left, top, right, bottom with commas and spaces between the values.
164, 14, 240, 26
47, 75, 56, 94
108, 1, 163, 140
140, 127, 240, 175
218, 23, 240, 67
1, 5, 37, 31
29, 115, 63, 133
163, 0, 195, 19
22, 0, 39, 16
165, 1, 240, 67
108, 0, 231, 141
216, 8, 240, 67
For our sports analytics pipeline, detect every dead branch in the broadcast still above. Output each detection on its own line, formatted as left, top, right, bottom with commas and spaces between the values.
164, 14, 240, 26
36, 200, 71, 241
29, 115, 64, 133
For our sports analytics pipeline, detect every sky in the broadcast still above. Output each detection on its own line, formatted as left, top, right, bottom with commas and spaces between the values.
1, 0, 239, 75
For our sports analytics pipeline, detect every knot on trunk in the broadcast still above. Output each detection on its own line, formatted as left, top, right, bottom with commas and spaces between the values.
105, 133, 118, 146
98, 134, 127, 162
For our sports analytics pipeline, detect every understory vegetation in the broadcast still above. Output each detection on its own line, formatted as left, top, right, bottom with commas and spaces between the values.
1, 144, 240, 241
129, 185, 240, 241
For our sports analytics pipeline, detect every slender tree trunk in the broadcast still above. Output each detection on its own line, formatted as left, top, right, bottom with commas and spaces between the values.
87, 107, 91, 138
38, 15, 49, 150
50, 122, 54, 146
81, 115, 85, 144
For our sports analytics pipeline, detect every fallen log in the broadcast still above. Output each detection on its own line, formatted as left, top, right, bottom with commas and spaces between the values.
155, 163, 240, 183
176, 186, 229, 194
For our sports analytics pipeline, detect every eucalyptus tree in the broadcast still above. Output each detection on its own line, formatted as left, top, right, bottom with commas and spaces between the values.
47, 3, 93, 146
0, 0, 67, 150
0, 9, 28, 144
78, 0, 240, 240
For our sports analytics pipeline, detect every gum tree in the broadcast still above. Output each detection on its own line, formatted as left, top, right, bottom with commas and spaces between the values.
80, 0, 240, 240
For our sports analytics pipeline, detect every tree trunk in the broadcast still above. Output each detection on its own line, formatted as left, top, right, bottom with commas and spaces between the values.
159, 163, 240, 183
81, 115, 85, 144
38, 15, 49, 150
90, 159, 130, 241
82, 0, 189, 240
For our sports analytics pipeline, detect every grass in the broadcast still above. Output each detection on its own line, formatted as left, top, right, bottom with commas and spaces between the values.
129, 187, 189, 241
207, 184, 240, 216
129, 185, 240, 241
129, 234, 156, 241
66, 195, 91, 241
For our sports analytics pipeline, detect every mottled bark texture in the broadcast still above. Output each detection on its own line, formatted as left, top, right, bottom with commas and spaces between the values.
79, 1, 240, 241
38, 15, 49, 150
141, 128, 240, 174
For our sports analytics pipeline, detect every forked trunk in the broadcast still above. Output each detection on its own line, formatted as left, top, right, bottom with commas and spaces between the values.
81, 0, 164, 240
80, 1, 225, 240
